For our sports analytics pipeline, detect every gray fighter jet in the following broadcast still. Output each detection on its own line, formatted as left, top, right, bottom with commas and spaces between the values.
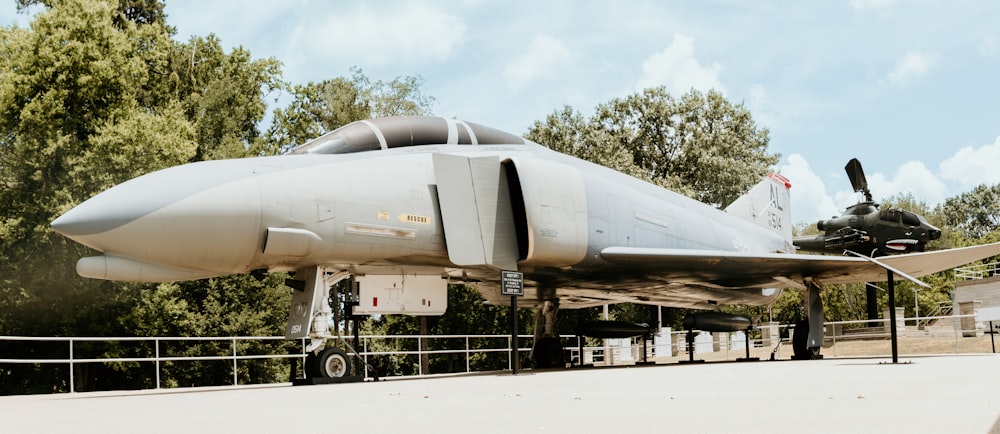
51, 116, 1000, 378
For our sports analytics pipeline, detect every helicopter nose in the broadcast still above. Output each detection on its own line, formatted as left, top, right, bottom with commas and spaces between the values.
928, 228, 942, 240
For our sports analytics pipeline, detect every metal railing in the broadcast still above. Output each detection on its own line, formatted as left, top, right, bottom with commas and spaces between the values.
3, 315, 996, 395
576, 314, 994, 363
919, 302, 954, 328
0, 334, 573, 393
955, 261, 1000, 281
0, 335, 306, 393
822, 314, 976, 353
355, 334, 559, 376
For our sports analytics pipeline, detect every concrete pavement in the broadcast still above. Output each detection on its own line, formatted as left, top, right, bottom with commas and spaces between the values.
3, 354, 999, 433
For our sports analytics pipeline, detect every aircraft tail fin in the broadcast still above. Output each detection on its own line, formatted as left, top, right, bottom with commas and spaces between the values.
724, 173, 794, 251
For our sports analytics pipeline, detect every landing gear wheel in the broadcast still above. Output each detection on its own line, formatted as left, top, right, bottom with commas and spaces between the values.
792, 320, 811, 360
304, 352, 316, 376
308, 348, 351, 378
532, 337, 564, 368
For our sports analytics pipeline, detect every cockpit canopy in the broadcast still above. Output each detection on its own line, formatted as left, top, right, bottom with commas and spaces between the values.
289, 116, 526, 155
879, 209, 924, 227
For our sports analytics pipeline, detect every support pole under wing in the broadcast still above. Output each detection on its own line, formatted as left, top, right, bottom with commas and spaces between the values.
432, 153, 519, 271
805, 280, 824, 354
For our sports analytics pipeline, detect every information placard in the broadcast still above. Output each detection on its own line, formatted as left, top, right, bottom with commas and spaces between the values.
501, 270, 523, 296
978, 306, 1000, 322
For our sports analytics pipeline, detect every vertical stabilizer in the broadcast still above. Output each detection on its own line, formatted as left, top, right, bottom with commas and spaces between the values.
724, 173, 793, 251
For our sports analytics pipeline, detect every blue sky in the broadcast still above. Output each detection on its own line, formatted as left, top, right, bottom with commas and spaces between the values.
5, 1, 1000, 225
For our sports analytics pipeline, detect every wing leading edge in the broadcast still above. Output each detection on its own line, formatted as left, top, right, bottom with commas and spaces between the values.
599, 242, 1000, 289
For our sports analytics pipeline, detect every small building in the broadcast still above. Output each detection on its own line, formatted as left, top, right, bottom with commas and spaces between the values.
953, 262, 1000, 336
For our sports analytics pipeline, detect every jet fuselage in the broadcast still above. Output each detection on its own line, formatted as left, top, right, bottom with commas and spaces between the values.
51, 117, 792, 309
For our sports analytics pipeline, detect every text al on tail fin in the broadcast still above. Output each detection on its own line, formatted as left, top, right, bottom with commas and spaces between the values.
725, 173, 793, 250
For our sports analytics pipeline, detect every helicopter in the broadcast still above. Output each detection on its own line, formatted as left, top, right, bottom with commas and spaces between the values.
793, 158, 942, 257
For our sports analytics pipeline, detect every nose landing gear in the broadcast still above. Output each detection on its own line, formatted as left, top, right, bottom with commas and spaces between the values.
306, 347, 352, 378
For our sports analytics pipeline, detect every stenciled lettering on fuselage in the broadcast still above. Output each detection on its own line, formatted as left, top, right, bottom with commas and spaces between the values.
399, 213, 431, 225
768, 183, 785, 232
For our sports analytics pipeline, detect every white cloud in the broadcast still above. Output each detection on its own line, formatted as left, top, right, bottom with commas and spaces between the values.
867, 160, 948, 206
886, 52, 939, 85
503, 35, 574, 90
779, 154, 841, 224
308, 4, 465, 65
636, 34, 726, 95
746, 84, 790, 130
939, 136, 1000, 188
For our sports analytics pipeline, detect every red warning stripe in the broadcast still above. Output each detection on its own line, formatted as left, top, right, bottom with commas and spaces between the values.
768, 172, 792, 189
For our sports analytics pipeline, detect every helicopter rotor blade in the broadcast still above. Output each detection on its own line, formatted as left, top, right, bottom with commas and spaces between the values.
845, 158, 873, 202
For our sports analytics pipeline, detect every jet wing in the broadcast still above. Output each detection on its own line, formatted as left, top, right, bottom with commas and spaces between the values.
599, 242, 1000, 288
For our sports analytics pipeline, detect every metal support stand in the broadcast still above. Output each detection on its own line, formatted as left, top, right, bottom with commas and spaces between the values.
510, 294, 519, 375
679, 329, 704, 364
991, 321, 996, 354
737, 329, 759, 362
805, 281, 824, 359
887, 270, 899, 364
289, 351, 299, 382
635, 333, 655, 365
844, 250, 930, 365
866, 283, 879, 327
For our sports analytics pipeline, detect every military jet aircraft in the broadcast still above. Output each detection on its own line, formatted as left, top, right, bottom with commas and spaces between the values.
51, 116, 1000, 378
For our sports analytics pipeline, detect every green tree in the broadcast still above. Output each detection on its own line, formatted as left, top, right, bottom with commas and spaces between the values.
145, 34, 283, 161
0, 0, 289, 393
528, 88, 777, 206
263, 67, 435, 154
528, 105, 649, 182
17, 0, 168, 28
115, 274, 293, 388
936, 184, 1000, 242
0, 0, 195, 338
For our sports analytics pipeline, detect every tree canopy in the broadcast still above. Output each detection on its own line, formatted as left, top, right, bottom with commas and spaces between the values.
526, 88, 778, 207
263, 67, 435, 155
936, 184, 1000, 242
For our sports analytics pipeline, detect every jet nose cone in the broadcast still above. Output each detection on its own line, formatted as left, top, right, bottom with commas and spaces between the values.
50, 211, 82, 237
50, 158, 263, 274
51, 195, 138, 239
51, 214, 69, 234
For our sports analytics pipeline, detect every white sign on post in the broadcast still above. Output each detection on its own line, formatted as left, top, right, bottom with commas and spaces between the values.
501, 270, 523, 296
977, 306, 1000, 322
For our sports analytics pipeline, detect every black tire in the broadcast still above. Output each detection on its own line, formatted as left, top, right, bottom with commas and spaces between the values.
532, 337, 564, 368
792, 320, 809, 360
309, 347, 351, 378
304, 352, 317, 377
